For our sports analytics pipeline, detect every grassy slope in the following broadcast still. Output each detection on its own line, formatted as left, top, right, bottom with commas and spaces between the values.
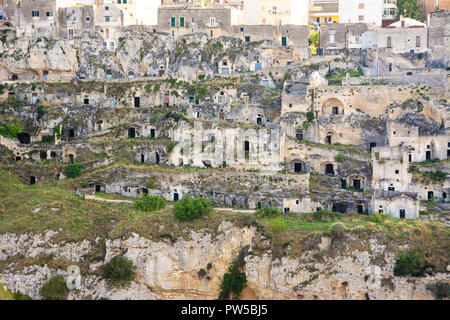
0, 284, 14, 300
0, 168, 448, 270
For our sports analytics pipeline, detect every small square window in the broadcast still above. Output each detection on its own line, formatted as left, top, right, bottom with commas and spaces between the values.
395, 170, 399, 174
105, 6, 109, 11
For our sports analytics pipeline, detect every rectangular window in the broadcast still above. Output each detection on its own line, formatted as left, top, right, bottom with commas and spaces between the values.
105, 16, 110, 22
416, 36, 420, 47
330, 34, 335, 43
32, 10, 39, 17
359, 3, 364, 9
171, 17, 176, 27
180, 17, 184, 27
387, 36, 391, 48
358, 15, 364, 21
105, 6, 109, 11
245, 36, 250, 42
46, 11, 52, 17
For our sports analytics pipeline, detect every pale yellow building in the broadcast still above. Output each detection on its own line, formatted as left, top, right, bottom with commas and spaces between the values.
244, 0, 309, 25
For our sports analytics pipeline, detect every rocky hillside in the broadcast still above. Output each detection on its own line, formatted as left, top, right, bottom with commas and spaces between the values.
0, 170, 448, 300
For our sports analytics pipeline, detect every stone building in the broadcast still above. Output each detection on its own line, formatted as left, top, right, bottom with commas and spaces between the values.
362, 18, 428, 54
427, 9, 449, 51
230, 24, 309, 52
95, 2, 123, 50
386, 120, 450, 162
371, 146, 411, 192
57, 4, 95, 39
158, 3, 236, 37
371, 190, 420, 219
14, 0, 57, 38
0, 0, 18, 28
319, 22, 367, 53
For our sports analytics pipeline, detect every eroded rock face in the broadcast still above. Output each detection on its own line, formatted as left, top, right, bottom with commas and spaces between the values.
0, 225, 447, 300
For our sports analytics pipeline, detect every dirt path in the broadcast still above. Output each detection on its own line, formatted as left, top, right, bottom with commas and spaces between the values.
84, 195, 256, 213
84, 195, 134, 204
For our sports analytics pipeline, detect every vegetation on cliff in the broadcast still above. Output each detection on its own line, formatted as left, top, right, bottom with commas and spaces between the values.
40, 275, 69, 300
103, 255, 135, 288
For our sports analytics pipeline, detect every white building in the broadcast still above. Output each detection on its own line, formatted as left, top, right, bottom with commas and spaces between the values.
243, 0, 309, 26
135, 0, 160, 25
338, 0, 382, 26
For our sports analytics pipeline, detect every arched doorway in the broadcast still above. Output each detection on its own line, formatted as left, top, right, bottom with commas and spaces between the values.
322, 98, 344, 115
17, 132, 30, 144
332, 202, 347, 213
10, 74, 18, 81
128, 127, 136, 138
30, 176, 36, 185
68, 154, 74, 163
140, 154, 145, 163
290, 160, 305, 173
325, 131, 334, 145
155, 152, 160, 165
173, 192, 179, 201
325, 163, 334, 175
40, 150, 47, 160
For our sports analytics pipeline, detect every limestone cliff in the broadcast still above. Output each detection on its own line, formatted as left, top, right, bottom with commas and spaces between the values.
0, 221, 447, 300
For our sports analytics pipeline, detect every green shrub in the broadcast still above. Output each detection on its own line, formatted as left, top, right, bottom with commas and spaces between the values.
36, 105, 46, 119
306, 111, 314, 122
334, 153, 345, 162
135, 195, 166, 212
64, 163, 83, 178
393, 249, 434, 277
427, 195, 436, 207
0, 124, 22, 138
329, 222, 347, 238
146, 178, 155, 189
369, 212, 389, 223
103, 255, 135, 288
422, 171, 447, 182
256, 205, 282, 218
218, 262, 247, 300
267, 216, 287, 233
197, 74, 205, 80
40, 275, 69, 300
174, 194, 212, 221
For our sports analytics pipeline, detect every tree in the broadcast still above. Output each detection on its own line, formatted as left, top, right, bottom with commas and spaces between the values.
395, 0, 424, 22
64, 163, 83, 178
174, 194, 212, 221
135, 195, 166, 212
103, 255, 135, 288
